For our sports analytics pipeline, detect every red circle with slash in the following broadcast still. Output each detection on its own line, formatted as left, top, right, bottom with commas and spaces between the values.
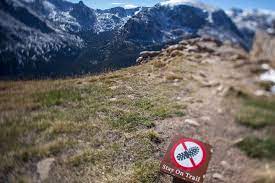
170, 138, 207, 171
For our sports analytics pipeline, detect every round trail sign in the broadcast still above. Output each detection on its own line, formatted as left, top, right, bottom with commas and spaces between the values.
171, 138, 206, 171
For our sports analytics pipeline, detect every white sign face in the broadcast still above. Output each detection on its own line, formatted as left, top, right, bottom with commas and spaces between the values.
173, 141, 204, 169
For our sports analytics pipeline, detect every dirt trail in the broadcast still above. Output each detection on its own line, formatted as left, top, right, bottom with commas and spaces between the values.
154, 42, 261, 183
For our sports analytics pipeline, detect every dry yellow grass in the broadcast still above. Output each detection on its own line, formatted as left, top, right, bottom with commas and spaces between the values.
0, 56, 190, 182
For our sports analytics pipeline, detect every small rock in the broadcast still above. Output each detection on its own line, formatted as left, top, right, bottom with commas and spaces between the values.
254, 90, 269, 97
184, 119, 200, 127
109, 86, 119, 90
127, 95, 135, 100
230, 53, 247, 60
139, 51, 160, 58
136, 56, 144, 63
200, 116, 211, 122
212, 173, 224, 181
170, 50, 181, 57
110, 97, 117, 101
199, 71, 207, 78
37, 158, 55, 181
126, 85, 133, 91
232, 138, 244, 145
202, 81, 220, 87
217, 85, 224, 92
220, 161, 231, 169
261, 64, 271, 71
166, 44, 184, 53
186, 45, 199, 52
217, 108, 223, 114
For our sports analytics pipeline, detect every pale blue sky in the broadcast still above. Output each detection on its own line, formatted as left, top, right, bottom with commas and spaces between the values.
68, 0, 275, 10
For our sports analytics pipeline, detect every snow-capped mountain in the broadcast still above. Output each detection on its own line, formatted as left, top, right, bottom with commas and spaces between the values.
227, 8, 275, 34
1, 0, 267, 77
72, 1, 248, 74
0, 0, 140, 76
227, 8, 275, 48
121, 2, 245, 46
95, 7, 147, 32
0, 0, 84, 76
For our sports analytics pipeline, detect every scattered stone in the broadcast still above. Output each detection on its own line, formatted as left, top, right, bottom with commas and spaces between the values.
170, 50, 183, 57
136, 56, 144, 63
254, 90, 269, 97
186, 45, 199, 52
166, 44, 184, 53
217, 85, 224, 92
179, 40, 188, 45
199, 71, 207, 78
220, 161, 231, 170
127, 95, 135, 100
230, 53, 247, 60
217, 108, 223, 114
213, 173, 225, 181
200, 116, 211, 122
126, 85, 133, 91
137, 51, 161, 63
176, 96, 182, 100
219, 86, 231, 97
37, 158, 55, 181
109, 86, 119, 90
202, 80, 220, 87
232, 138, 244, 145
201, 58, 216, 64
184, 119, 200, 127
139, 51, 160, 58
261, 64, 271, 71
109, 97, 117, 101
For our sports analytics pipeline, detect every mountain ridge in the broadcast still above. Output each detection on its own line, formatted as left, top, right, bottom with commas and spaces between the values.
1, 0, 275, 77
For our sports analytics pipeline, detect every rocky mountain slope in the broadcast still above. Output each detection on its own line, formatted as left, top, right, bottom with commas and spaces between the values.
250, 31, 275, 65
0, 0, 249, 77
227, 8, 275, 48
1, 0, 275, 77
1, 37, 275, 183
0, 0, 141, 77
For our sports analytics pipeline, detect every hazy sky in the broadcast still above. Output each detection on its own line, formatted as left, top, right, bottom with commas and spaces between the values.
68, 0, 275, 10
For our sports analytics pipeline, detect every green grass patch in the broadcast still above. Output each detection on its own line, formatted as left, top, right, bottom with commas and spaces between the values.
0, 61, 188, 181
132, 160, 160, 183
236, 136, 275, 159
66, 149, 106, 167
146, 130, 162, 144
113, 111, 154, 130
35, 88, 82, 107
236, 96, 275, 128
109, 97, 184, 131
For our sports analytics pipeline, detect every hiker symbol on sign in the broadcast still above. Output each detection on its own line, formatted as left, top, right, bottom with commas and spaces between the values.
171, 139, 206, 170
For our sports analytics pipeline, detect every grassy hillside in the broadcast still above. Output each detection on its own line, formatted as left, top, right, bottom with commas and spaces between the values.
1, 38, 275, 183
0, 54, 191, 182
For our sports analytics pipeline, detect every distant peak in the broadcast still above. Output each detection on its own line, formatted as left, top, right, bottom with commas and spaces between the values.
160, 0, 218, 12
78, 1, 84, 5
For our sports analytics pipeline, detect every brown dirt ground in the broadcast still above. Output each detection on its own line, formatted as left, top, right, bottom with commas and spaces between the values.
153, 41, 263, 183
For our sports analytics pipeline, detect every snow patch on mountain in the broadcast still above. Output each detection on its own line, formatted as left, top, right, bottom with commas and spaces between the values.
161, 0, 218, 12
160, 0, 218, 24
95, 12, 129, 32
48, 9, 81, 32
227, 8, 275, 34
